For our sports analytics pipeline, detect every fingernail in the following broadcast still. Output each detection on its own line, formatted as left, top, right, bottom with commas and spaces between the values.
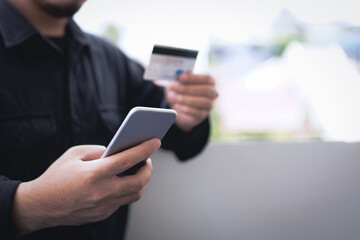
153, 139, 161, 150
168, 91, 177, 101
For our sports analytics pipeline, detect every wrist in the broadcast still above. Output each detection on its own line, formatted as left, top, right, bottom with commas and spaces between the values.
12, 180, 54, 237
175, 123, 193, 133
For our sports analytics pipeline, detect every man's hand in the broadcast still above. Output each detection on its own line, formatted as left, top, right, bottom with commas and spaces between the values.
12, 139, 160, 237
166, 72, 218, 132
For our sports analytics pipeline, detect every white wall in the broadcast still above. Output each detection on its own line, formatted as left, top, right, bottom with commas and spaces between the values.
126, 141, 360, 240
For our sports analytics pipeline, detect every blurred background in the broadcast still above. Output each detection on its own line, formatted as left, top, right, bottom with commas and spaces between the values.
74, 1, 360, 239
75, 0, 360, 143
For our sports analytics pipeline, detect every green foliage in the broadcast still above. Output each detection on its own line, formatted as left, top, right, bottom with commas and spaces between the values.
102, 24, 120, 45
272, 34, 306, 56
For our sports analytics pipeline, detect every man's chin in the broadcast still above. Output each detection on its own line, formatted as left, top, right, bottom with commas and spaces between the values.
33, 0, 85, 18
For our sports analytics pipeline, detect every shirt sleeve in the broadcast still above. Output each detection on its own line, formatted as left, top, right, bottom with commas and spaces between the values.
0, 176, 21, 239
122, 55, 210, 161
162, 118, 210, 161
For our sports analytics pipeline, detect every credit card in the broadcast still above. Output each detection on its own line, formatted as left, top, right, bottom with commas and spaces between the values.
143, 45, 198, 81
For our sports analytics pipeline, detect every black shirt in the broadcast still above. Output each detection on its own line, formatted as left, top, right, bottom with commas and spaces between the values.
0, 0, 210, 239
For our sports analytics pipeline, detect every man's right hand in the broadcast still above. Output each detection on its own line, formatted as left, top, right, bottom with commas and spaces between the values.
11, 138, 160, 237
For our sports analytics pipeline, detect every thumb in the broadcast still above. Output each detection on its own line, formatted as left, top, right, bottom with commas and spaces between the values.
74, 145, 106, 161
153, 79, 172, 88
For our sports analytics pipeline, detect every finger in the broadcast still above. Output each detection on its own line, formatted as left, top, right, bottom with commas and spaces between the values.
80, 187, 146, 222
114, 188, 145, 207
168, 93, 213, 110
81, 146, 107, 161
111, 158, 153, 197
154, 79, 172, 88
179, 72, 215, 85
97, 139, 160, 176
168, 83, 218, 99
173, 104, 209, 121
67, 145, 106, 161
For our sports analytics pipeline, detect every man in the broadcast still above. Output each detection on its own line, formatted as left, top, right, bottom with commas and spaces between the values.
0, 0, 218, 239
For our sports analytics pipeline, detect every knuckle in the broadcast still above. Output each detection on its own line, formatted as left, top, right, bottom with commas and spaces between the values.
134, 176, 146, 189
200, 99, 209, 108
93, 215, 105, 223
205, 76, 211, 83
83, 168, 99, 184
206, 101, 213, 110
182, 105, 190, 114
117, 154, 132, 170
68, 145, 93, 158
132, 191, 142, 202
178, 84, 186, 93
138, 176, 148, 188
209, 76, 215, 85
121, 181, 137, 193
177, 94, 184, 102
67, 146, 76, 153
68, 146, 82, 155
200, 110, 209, 119
206, 89, 213, 98
88, 191, 105, 204
92, 209, 111, 222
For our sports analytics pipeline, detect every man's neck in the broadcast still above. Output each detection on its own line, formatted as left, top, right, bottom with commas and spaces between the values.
9, 0, 68, 37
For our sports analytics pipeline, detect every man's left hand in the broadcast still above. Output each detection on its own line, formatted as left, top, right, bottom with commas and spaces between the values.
165, 72, 218, 132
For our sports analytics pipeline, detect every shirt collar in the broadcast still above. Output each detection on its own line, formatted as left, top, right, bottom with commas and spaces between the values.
66, 18, 90, 46
0, 0, 90, 48
0, 0, 38, 48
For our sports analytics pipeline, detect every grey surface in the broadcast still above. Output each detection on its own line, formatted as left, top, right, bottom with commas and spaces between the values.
126, 141, 360, 240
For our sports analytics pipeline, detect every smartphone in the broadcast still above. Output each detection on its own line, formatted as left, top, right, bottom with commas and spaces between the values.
101, 106, 177, 176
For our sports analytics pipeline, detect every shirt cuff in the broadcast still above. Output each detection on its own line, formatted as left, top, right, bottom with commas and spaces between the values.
0, 176, 22, 240
162, 118, 210, 161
